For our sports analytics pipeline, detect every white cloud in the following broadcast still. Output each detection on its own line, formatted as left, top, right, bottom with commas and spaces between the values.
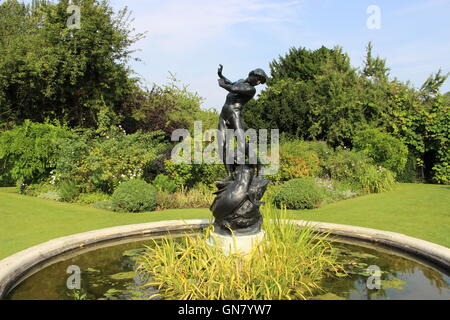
130, 0, 303, 52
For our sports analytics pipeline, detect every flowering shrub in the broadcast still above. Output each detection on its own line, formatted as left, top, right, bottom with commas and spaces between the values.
55, 128, 169, 194
324, 148, 395, 193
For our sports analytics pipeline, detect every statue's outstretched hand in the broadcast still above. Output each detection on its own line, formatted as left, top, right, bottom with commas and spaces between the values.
218, 64, 224, 78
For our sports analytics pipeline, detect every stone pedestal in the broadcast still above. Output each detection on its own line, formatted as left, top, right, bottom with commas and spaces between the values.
206, 230, 265, 256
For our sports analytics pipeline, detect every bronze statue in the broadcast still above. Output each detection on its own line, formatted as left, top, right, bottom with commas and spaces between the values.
210, 65, 269, 236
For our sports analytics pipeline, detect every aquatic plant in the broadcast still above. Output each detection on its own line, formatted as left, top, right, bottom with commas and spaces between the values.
135, 205, 342, 300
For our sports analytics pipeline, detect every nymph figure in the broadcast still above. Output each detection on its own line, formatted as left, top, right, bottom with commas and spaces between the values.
217, 64, 267, 179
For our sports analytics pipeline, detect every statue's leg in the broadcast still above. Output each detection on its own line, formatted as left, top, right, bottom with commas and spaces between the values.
227, 111, 247, 166
227, 112, 263, 175
218, 117, 233, 178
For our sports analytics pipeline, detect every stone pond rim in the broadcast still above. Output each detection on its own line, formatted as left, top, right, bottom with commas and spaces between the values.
0, 219, 449, 298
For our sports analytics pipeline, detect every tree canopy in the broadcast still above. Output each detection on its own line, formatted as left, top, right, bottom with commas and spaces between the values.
243, 43, 449, 183
0, 0, 143, 129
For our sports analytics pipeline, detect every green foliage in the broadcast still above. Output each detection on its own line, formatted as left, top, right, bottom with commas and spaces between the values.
57, 180, 80, 202
397, 153, 418, 183
122, 76, 218, 136
111, 179, 157, 213
324, 148, 372, 181
0, 120, 73, 185
271, 140, 329, 182
272, 178, 326, 209
20, 181, 56, 197
362, 42, 390, 81
243, 43, 448, 185
425, 98, 449, 184
319, 179, 358, 203
37, 191, 62, 202
156, 184, 214, 210
136, 206, 340, 300
76, 192, 111, 205
0, 0, 143, 128
91, 200, 113, 211
353, 128, 408, 177
55, 128, 168, 194
152, 174, 177, 194
164, 160, 225, 189
244, 46, 364, 147
357, 165, 396, 194
324, 148, 396, 194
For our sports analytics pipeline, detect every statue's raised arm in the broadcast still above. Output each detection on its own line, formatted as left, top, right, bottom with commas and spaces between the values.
217, 64, 233, 85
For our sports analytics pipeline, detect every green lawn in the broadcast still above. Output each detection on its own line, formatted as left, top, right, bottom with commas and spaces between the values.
0, 183, 449, 259
288, 183, 450, 248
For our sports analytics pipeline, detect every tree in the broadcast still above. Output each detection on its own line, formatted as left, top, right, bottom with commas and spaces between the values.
243, 43, 449, 184
0, 0, 144, 129
244, 46, 365, 147
362, 42, 390, 81
121, 75, 218, 137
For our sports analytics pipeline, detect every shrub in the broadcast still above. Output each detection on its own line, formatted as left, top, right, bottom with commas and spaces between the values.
111, 179, 157, 212
271, 140, 322, 182
76, 192, 111, 205
152, 174, 177, 194
432, 162, 450, 185
37, 191, 61, 202
21, 181, 56, 197
0, 120, 73, 185
272, 178, 326, 209
92, 200, 114, 211
357, 164, 396, 194
353, 128, 408, 177
0, 174, 14, 187
316, 178, 357, 204
164, 160, 225, 189
57, 180, 80, 202
324, 148, 372, 182
324, 148, 396, 194
156, 184, 214, 210
397, 153, 418, 183
55, 128, 169, 194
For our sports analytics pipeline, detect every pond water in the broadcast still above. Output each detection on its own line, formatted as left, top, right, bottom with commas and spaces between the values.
6, 235, 450, 300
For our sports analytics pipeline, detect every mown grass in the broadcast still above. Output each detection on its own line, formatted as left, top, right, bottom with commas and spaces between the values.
289, 183, 450, 247
0, 183, 449, 260
0, 187, 209, 259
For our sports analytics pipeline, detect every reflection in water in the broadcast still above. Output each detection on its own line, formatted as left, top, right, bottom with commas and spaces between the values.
6, 238, 450, 300
316, 242, 450, 300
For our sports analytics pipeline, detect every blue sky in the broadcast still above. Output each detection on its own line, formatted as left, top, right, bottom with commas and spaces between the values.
36, 0, 450, 110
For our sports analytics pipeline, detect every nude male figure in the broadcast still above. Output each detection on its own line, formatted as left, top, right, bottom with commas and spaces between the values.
217, 64, 267, 180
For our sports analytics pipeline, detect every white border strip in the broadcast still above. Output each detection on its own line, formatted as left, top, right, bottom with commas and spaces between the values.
0, 219, 449, 298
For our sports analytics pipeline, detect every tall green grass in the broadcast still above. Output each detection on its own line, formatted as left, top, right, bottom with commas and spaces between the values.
135, 205, 341, 300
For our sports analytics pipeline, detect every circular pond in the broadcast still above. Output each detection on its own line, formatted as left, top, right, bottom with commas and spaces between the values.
5, 234, 450, 300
